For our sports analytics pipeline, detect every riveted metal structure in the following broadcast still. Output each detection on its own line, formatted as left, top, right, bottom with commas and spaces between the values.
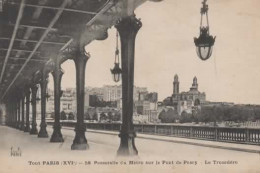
0, 0, 164, 156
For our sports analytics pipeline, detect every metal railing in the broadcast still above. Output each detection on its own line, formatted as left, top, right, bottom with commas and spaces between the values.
47, 121, 260, 145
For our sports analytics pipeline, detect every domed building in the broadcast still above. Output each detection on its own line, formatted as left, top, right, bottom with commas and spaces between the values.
163, 74, 206, 115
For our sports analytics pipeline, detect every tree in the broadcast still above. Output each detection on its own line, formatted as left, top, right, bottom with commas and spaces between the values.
199, 106, 215, 123
92, 112, 98, 121
100, 112, 107, 121
158, 110, 167, 123
107, 112, 113, 122
113, 111, 121, 121
165, 108, 178, 123
60, 111, 67, 120
68, 112, 75, 120
254, 106, 260, 120
158, 109, 178, 123
179, 111, 193, 123
192, 107, 201, 123
50, 112, 55, 119
84, 112, 91, 120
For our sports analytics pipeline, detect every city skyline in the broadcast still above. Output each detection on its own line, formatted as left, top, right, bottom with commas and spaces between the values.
46, 0, 260, 105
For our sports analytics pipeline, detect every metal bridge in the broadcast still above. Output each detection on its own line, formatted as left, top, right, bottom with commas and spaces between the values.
0, 0, 162, 156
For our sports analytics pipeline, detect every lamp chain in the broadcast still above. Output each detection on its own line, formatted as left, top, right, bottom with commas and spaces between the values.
200, 0, 210, 31
115, 31, 120, 64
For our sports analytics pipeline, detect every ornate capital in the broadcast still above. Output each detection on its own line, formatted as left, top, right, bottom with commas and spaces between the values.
75, 49, 90, 63
32, 71, 41, 85
40, 65, 50, 87
62, 43, 90, 63
30, 84, 38, 94
51, 53, 68, 68
115, 15, 142, 37
51, 67, 64, 79
40, 74, 49, 88
42, 60, 55, 76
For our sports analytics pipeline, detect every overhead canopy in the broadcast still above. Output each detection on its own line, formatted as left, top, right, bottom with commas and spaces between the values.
0, 0, 153, 102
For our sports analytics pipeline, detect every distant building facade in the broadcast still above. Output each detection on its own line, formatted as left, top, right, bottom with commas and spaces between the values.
46, 88, 76, 117
163, 74, 206, 115
134, 92, 158, 123
46, 85, 156, 123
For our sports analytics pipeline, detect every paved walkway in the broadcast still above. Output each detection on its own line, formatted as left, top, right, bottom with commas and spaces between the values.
0, 125, 259, 173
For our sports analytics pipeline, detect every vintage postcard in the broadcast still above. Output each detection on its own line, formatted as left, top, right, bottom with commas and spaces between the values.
0, 0, 259, 172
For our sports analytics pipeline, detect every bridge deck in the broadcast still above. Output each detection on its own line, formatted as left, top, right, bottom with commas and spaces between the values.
0, 125, 259, 173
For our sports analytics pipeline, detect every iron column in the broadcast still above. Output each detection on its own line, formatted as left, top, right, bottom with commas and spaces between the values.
30, 84, 38, 134
115, 15, 142, 156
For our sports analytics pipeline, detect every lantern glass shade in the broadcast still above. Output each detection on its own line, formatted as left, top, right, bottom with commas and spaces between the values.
196, 46, 213, 60
110, 63, 122, 83
194, 27, 216, 61
112, 73, 120, 82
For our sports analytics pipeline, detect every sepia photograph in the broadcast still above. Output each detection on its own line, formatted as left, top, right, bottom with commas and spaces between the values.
0, 0, 260, 172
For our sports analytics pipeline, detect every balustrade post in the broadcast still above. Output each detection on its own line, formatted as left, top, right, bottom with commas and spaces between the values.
215, 128, 218, 141
190, 126, 193, 138
246, 128, 249, 143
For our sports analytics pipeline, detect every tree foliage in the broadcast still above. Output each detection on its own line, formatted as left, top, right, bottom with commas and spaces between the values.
99, 112, 107, 121
60, 111, 67, 120
200, 105, 260, 123
84, 112, 91, 120
179, 111, 193, 123
68, 112, 75, 120
158, 108, 178, 123
89, 95, 117, 108
158, 104, 260, 124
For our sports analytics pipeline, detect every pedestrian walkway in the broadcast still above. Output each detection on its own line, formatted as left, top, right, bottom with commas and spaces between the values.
0, 125, 259, 173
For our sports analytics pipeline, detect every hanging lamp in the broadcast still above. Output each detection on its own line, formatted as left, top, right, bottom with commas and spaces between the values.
110, 31, 122, 82
194, 0, 216, 61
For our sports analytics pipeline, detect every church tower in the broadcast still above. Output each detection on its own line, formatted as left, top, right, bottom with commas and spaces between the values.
173, 74, 179, 95
190, 76, 198, 91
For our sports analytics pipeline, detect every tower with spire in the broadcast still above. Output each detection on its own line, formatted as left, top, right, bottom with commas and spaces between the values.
190, 76, 198, 91
163, 74, 206, 115
173, 74, 179, 95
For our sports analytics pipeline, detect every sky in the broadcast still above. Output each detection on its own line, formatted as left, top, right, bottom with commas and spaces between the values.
48, 0, 260, 104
